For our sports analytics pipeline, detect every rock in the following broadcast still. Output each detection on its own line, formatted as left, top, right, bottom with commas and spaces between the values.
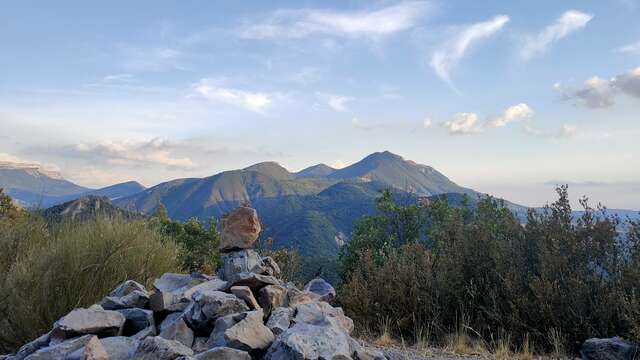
101, 290, 149, 310
294, 302, 354, 335
218, 250, 264, 281
286, 286, 320, 307
150, 273, 209, 312
230, 286, 260, 310
206, 314, 240, 348
99, 337, 139, 360
304, 277, 336, 303
159, 316, 195, 348
133, 336, 194, 360
182, 278, 228, 302
77, 336, 109, 360
110, 280, 148, 298
261, 257, 281, 277
258, 285, 288, 315
223, 310, 275, 352
24, 335, 94, 360
132, 326, 156, 340
581, 337, 638, 360
225, 272, 280, 291
8, 332, 50, 360
265, 322, 352, 360
193, 347, 251, 360
348, 338, 386, 360
188, 291, 250, 333
51, 308, 125, 341
191, 337, 209, 354
220, 207, 261, 252
117, 308, 154, 336
265, 307, 293, 336
160, 313, 185, 333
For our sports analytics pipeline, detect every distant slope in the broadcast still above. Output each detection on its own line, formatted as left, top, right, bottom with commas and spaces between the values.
42, 195, 141, 223
295, 164, 336, 178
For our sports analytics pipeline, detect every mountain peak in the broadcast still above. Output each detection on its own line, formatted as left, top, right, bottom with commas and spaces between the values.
243, 161, 293, 180
295, 163, 336, 178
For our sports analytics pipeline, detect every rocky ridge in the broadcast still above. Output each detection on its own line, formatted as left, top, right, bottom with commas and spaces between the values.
2, 206, 384, 360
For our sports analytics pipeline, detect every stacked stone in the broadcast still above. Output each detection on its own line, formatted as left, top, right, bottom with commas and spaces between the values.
3, 206, 384, 360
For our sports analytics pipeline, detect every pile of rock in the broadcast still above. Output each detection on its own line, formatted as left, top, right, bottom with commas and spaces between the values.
2, 206, 384, 360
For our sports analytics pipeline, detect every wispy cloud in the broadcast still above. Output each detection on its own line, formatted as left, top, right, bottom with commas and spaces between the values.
488, 103, 534, 127
192, 79, 273, 113
556, 67, 640, 109
430, 15, 509, 85
442, 112, 483, 135
525, 124, 578, 139
616, 41, 640, 54
238, 1, 430, 40
327, 95, 353, 112
423, 117, 433, 128
519, 10, 592, 61
120, 46, 185, 72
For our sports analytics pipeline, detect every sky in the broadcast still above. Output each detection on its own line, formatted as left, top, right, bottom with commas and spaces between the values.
1, 0, 639, 209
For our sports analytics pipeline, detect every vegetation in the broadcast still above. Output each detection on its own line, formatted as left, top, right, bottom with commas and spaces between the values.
338, 186, 640, 355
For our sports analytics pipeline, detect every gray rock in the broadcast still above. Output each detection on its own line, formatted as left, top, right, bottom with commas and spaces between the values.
230, 286, 260, 310
24, 335, 94, 360
159, 317, 195, 348
160, 313, 184, 333
265, 307, 293, 336
259, 285, 288, 315
99, 337, 139, 360
261, 257, 281, 277
7, 332, 50, 360
50, 308, 125, 341
101, 290, 149, 310
286, 286, 320, 307
220, 207, 261, 252
223, 310, 274, 351
191, 337, 209, 354
132, 325, 156, 340
265, 322, 352, 360
348, 338, 387, 360
581, 337, 638, 360
206, 314, 240, 348
182, 278, 227, 302
66, 335, 109, 360
294, 301, 354, 335
188, 290, 249, 333
117, 308, 154, 336
218, 250, 263, 281
151, 273, 208, 312
226, 272, 280, 291
304, 277, 336, 303
194, 347, 251, 360
133, 336, 194, 360
109, 280, 148, 298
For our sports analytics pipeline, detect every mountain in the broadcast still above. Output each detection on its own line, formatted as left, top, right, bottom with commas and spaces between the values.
295, 164, 336, 178
0, 161, 145, 208
42, 195, 141, 223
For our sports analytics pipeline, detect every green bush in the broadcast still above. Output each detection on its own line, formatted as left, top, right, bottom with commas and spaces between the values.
0, 215, 181, 352
338, 186, 640, 354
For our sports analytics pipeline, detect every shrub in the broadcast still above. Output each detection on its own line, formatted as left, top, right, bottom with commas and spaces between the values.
0, 216, 181, 352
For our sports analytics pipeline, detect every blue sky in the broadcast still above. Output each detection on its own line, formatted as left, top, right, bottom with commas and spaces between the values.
1, 0, 639, 208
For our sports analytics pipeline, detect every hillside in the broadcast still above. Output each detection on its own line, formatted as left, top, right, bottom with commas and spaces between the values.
42, 195, 141, 223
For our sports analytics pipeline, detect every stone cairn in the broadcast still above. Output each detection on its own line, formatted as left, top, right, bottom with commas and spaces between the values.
3, 206, 385, 360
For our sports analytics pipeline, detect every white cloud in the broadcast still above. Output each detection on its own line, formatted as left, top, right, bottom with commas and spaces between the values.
72, 138, 196, 170
327, 95, 353, 112
238, 1, 429, 40
193, 79, 272, 113
557, 67, 640, 109
423, 117, 432, 128
519, 10, 593, 61
558, 124, 578, 138
616, 41, 640, 54
333, 160, 346, 169
0, 152, 28, 164
430, 15, 509, 84
525, 124, 578, 139
489, 103, 534, 127
442, 112, 482, 135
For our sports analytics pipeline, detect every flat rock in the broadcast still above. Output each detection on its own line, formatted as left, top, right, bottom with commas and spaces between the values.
24, 335, 94, 360
265, 307, 293, 336
226, 272, 280, 291
188, 291, 249, 333
117, 308, 154, 336
51, 308, 125, 341
220, 207, 261, 251
304, 277, 336, 303
231, 286, 260, 310
133, 336, 194, 360
194, 347, 251, 360
265, 322, 352, 360
151, 273, 208, 312
101, 290, 149, 310
581, 337, 638, 360
294, 301, 354, 335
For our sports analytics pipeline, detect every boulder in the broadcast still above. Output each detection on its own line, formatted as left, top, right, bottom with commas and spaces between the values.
230, 286, 261, 310
188, 291, 250, 333
294, 302, 354, 335
74, 336, 109, 360
194, 347, 251, 360
286, 286, 320, 307
265, 307, 293, 336
133, 336, 194, 360
117, 308, 154, 336
225, 272, 280, 291
261, 257, 281, 277
150, 273, 208, 312
132, 326, 156, 340
206, 314, 241, 348
24, 335, 94, 360
99, 337, 139, 360
258, 285, 288, 315
159, 317, 195, 348
304, 277, 336, 303
220, 207, 261, 252
265, 322, 352, 360
8, 332, 50, 360
101, 290, 149, 310
218, 250, 264, 281
581, 337, 638, 360
110, 280, 148, 298
222, 310, 275, 352
181, 278, 228, 302
51, 308, 125, 341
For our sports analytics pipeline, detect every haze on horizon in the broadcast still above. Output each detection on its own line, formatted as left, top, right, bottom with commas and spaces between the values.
1, 1, 639, 209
